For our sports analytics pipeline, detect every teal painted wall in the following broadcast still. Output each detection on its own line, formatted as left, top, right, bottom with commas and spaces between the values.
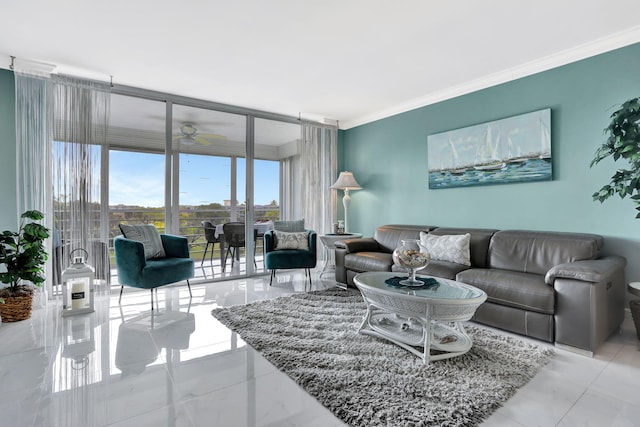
341, 42, 640, 282
0, 69, 16, 231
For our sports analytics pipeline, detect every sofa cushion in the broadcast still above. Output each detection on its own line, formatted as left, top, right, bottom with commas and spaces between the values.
457, 268, 554, 314
430, 228, 497, 268
140, 257, 194, 288
419, 231, 471, 266
265, 249, 316, 269
119, 223, 166, 259
274, 231, 309, 250
373, 225, 435, 253
488, 230, 603, 276
345, 252, 393, 272
421, 260, 470, 280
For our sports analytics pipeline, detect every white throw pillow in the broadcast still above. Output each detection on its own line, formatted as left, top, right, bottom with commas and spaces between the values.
119, 223, 166, 259
419, 231, 471, 266
274, 231, 309, 251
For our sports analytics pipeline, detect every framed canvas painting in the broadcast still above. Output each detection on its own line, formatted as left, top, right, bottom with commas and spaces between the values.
427, 108, 552, 189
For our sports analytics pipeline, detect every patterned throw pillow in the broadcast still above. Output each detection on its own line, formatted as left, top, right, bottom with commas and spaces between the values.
274, 231, 310, 251
419, 231, 471, 266
273, 219, 305, 232
119, 223, 166, 259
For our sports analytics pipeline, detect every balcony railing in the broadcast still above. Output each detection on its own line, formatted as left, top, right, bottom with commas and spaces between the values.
54, 205, 280, 274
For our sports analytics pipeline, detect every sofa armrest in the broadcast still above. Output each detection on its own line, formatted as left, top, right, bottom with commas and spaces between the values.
334, 237, 380, 254
550, 255, 627, 353
545, 256, 627, 285
308, 230, 318, 257
264, 230, 276, 252
114, 236, 146, 267
334, 238, 379, 284
161, 234, 190, 258
114, 236, 147, 285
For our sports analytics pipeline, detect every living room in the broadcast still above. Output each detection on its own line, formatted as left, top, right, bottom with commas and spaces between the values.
1, 2, 640, 426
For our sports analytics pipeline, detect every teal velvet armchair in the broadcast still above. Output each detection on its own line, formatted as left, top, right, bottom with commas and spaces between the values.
264, 230, 317, 288
114, 234, 195, 309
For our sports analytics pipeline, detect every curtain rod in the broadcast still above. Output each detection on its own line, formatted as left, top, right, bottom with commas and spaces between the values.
8, 55, 338, 129
9, 55, 57, 74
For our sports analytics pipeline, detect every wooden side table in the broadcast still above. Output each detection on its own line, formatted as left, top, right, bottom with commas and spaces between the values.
628, 282, 640, 340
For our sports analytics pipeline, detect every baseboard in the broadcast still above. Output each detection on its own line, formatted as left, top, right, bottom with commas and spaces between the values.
554, 342, 594, 358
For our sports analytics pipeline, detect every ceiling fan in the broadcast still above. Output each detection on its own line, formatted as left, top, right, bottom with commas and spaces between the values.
173, 123, 227, 146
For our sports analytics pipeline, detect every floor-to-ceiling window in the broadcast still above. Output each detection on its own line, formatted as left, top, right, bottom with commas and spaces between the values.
254, 117, 301, 221
106, 90, 303, 284
107, 95, 167, 285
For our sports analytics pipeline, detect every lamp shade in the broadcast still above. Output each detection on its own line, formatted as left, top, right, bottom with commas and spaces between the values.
330, 171, 362, 190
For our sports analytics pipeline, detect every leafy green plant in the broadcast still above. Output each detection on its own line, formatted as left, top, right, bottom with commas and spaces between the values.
0, 210, 50, 297
590, 97, 640, 218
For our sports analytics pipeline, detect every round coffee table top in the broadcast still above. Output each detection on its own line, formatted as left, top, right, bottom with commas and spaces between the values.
354, 271, 486, 301
628, 282, 640, 298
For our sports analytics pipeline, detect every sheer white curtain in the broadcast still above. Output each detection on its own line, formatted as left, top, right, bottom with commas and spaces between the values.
15, 71, 111, 302
15, 70, 53, 305
279, 155, 302, 220
298, 123, 337, 235
52, 75, 111, 292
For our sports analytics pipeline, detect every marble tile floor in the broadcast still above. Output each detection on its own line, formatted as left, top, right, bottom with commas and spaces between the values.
0, 271, 639, 427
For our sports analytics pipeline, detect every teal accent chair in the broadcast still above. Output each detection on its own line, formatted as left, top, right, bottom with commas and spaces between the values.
264, 230, 317, 288
114, 234, 195, 310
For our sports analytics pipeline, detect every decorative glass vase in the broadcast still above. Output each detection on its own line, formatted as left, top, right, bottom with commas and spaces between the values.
392, 239, 430, 286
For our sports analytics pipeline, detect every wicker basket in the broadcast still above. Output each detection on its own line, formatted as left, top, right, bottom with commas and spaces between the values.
0, 295, 34, 322
631, 300, 640, 341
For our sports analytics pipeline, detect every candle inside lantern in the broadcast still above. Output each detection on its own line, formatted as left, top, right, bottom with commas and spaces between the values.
71, 281, 86, 309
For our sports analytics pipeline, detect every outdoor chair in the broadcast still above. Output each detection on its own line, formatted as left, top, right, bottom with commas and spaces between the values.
222, 222, 257, 271
201, 220, 221, 266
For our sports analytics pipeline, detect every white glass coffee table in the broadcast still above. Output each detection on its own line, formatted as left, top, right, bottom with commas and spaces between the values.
353, 271, 487, 364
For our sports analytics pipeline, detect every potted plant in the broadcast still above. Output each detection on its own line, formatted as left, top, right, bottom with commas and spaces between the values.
0, 210, 50, 322
590, 97, 640, 217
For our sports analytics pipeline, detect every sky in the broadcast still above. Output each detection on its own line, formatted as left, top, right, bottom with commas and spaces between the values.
109, 150, 280, 207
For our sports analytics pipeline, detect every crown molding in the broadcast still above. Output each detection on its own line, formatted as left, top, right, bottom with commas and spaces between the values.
340, 26, 640, 130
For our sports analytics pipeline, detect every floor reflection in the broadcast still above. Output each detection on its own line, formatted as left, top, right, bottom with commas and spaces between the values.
18, 270, 640, 426
14, 272, 340, 427
115, 308, 195, 377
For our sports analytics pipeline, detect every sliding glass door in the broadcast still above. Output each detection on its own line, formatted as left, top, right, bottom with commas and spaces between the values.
171, 104, 248, 278
106, 90, 311, 285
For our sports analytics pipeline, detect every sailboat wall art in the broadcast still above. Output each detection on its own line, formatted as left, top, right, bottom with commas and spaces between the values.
427, 108, 552, 189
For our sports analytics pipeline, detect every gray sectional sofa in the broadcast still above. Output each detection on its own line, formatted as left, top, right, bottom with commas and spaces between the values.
334, 224, 627, 355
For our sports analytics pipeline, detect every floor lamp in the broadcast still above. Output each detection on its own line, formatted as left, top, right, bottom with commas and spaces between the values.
330, 171, 362, 233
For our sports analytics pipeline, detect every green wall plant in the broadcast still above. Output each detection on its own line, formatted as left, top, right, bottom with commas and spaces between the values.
591, 97, 640, 218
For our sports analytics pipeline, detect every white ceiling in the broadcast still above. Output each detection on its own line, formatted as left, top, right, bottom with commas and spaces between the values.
2, 1, 640, 129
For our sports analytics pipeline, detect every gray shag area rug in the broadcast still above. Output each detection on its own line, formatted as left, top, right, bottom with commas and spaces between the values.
211, 288, 554, 427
